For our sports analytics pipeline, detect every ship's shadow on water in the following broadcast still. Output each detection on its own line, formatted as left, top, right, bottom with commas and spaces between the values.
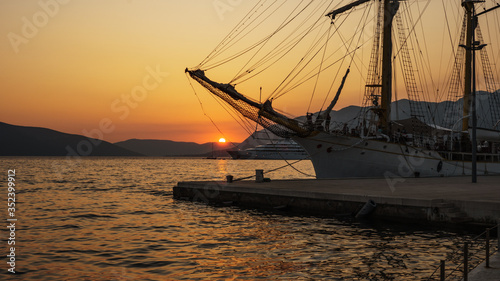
0, 157, 489, 280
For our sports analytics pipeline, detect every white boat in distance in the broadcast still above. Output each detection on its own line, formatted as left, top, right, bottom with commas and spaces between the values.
187, 0, 500, 178
227, 139, 309, 160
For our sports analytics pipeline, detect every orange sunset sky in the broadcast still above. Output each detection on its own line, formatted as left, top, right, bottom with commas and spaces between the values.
1, 1, 499, 144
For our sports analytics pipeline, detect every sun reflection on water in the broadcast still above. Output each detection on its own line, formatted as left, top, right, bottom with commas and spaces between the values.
0, 157, 480, 280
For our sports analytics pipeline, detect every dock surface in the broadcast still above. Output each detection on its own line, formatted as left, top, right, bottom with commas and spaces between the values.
179, 176, 500, 201
468, 253, 500, 280
174, 176, 500, 224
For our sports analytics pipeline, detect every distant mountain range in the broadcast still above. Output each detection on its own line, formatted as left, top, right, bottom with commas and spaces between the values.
114, 139, 233, 157
0, 122, 233, 157
2, 93, 498, 156
0, 122, 141, 156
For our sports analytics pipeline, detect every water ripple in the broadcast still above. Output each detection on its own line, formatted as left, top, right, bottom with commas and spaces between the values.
0, 157, 483, 280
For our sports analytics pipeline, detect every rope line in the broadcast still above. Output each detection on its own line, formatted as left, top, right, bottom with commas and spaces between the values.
186, 73, 240, 151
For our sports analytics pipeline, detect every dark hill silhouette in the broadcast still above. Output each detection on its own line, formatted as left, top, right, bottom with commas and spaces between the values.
114, 139, 234, 157
0, 122, 141, 156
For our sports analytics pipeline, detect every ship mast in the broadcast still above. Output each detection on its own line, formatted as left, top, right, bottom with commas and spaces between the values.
461, 0, 500, 133
462, 1, 475, 131
328, 0, 399, 134
460, 0, 500, 182
380, 0, 400, 134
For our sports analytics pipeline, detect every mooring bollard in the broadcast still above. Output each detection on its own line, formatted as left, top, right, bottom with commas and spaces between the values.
440, 260, 445, 281
255, 169, 264, 183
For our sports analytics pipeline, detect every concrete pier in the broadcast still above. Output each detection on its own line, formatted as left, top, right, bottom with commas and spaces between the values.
174, 176, 500, 225
468, 253, 500, 280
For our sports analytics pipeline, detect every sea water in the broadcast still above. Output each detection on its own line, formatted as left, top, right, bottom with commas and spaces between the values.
0, 157, 480, 280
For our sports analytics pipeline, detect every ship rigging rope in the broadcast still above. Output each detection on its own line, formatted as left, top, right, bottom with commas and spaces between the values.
201, 3, 284, 71
195, 0, 374, 104
211, 93, 256, 136
391, 0, 436, 113
232, 156, 315, 182
267, 8, 359, 102
201, 0, 317, 72
188, 71, 270, 137
270, 2, 379, 103
234, 0, 337, 86
437, 1, 465, 103
194, 0, 342, 101
263, 1, 343, 101
392, 0, 431, 60
189, 67, 315, 179
393, 1, 432, 125
436, 0, 459, 103
186, 73, 242, 150
271, 48, 365, 103
318, 3, 373, 113
484, 11, 499, 79
229, 1, 312, 84
198, 0, 275, 70
485, 7, 500, 81
410, 0, 436, 106
307, 19, 334, 113
202, 1, 293, 71
261, 129, 316, 178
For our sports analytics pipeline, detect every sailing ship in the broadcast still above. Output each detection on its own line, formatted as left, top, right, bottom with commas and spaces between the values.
187, 0, 500, 178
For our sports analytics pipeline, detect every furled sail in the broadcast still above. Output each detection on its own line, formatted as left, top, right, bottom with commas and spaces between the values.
186, 69, 312, 138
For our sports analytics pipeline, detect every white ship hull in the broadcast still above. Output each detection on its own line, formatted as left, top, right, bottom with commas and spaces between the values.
293, 132, 500, 179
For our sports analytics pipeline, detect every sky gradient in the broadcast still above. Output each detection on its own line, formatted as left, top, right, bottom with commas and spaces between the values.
1, 0, 499, 143
0, 0, 261, 143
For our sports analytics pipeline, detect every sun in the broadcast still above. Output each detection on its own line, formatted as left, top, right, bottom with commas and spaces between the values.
218, 138, 226, 143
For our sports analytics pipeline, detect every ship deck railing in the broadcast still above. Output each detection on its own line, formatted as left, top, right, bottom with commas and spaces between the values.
438, 151, 500, 163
